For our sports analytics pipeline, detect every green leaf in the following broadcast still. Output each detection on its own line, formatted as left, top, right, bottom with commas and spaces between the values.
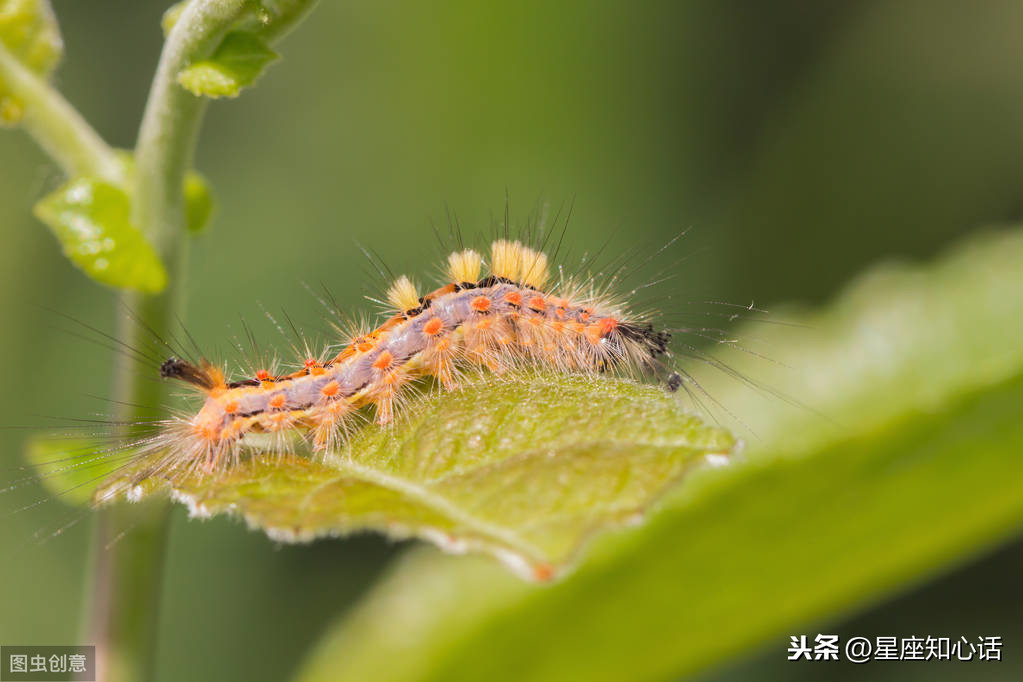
160, 0, 187, 37
33, 177, 168, 293
0, 0, 62, 124
25, 436, 131, 508
291, 228, 1023, 682
95, 373, 735, 580
177, 31, 279, 99
184, 169, 215, 233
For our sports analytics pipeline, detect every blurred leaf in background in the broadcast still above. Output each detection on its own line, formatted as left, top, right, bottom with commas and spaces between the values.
33, 176, 168, 292
0, 0, 62, 124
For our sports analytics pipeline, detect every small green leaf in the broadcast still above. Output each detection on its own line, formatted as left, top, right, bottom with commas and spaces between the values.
33, 177, 168, 293
184, 170, 215, 233
0, 0, 62, 125
96, 373, 735, 580
176, 31, 279, 99
25, 436, 128, 508
160, 0, 187, 37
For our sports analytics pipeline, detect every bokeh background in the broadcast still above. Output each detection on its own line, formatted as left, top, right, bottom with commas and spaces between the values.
2, 1, 1022, 680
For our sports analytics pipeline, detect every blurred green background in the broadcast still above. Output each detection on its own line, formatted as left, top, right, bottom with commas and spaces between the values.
2, 1, 1022, 680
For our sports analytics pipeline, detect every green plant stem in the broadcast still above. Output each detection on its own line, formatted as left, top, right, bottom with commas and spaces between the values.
257, 0, 322, 42
0, 41, 121, 182
86, 2, 249, 682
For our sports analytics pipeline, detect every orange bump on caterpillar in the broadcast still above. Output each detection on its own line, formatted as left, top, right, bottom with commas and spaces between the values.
423, 317, 444, 335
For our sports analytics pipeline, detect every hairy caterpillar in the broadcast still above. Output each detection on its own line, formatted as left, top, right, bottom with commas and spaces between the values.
141, 238, 680, 481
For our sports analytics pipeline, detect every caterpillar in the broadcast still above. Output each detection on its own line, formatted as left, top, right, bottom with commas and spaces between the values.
141, 238, 679, 480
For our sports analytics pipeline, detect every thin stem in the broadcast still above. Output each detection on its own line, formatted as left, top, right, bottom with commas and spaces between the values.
86, 2, 249, 682
255, 0, 322, 42
0, 41, 121, 182
133, 0, 248, 258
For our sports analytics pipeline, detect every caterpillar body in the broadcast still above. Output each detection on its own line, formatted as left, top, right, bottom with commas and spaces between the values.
151, 238, 675, 479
